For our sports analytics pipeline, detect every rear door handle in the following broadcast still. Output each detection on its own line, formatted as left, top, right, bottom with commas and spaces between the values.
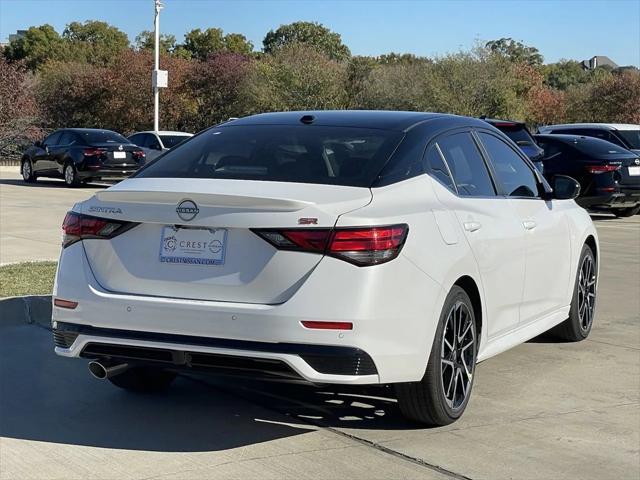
523, 220, 537, 230
463, 221, 482, 232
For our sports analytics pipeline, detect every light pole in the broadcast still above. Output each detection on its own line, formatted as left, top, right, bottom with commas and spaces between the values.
152, 0, 167, 133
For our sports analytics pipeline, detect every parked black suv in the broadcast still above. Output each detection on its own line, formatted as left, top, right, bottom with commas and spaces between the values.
481, 118, 545, 172
535, 134, 640, 217
21, 129, 145, 187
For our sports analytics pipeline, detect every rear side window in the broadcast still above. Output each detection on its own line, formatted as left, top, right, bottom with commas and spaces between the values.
136, 125, 403, 187
43, 131, 62, 146
436, 133, 496, 197
494, 124, 535, 147
616, 130, 640, 149
160, 135, 189, 149
425, 146, 455, 192
128, 134, 144, 146
478, 132, 538, 198
58, 131, 76, 145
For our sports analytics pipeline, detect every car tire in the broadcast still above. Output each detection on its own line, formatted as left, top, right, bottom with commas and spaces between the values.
395, 286, 478, 426
554, 244, 596, 342
613, 206, 640, 217
21, 158, 36, 183
108, 367, 177, 393
63, 162, 80, 187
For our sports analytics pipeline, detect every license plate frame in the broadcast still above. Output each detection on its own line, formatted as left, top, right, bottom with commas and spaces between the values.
113, 151, 126, 159
628, 166, 640, 176
159, 226, 228, 266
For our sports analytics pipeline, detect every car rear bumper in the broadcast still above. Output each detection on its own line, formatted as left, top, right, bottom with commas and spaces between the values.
79, 166, 139, 180
52, 242, 445, 385
579, 192, 640, 209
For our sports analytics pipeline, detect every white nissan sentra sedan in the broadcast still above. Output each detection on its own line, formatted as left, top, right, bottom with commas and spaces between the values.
52, 111, 598, 425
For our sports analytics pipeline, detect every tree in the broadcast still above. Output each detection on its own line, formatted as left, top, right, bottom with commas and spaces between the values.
185, 53, 253, 130
2, 24, 64, 70
526, 86, 567, 126
248, 44, 348, 111
263, 21, 350, 61
0, 58, 42, 158
486, 37, 543, 66
135, 30, 177, 54
62, 20, 129, 65
183, 28, 253, 60
543, 60, 590, 90
36, 50, 195, 133
566, 70, 640, 123
224, 33, 254, 55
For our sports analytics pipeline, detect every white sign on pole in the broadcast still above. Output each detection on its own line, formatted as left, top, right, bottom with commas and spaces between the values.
152, 69, 168, 89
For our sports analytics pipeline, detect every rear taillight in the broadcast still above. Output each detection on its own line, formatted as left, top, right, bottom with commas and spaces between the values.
132, 150, 145, 160
62, 212, 136, 248
83, 148, 106, 157
586, 164, 620, 174
252, 224, 408, 266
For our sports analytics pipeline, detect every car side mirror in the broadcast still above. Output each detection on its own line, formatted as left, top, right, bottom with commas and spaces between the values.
552, 175, 581, 200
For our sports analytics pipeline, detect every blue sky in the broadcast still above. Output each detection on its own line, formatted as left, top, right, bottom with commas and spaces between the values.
1, 0, 639, 66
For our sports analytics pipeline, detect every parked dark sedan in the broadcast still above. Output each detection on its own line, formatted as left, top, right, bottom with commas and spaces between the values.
21, 129, 145, 187
481, 118, 545, 172
535, 134, 640, 217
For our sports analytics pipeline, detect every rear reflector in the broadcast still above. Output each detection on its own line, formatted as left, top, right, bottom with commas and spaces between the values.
301, 321, 353, 330
252, 224, 408, 266
62, 211, 137, 248
54, 298, 78, 309
586, 164, 620, 174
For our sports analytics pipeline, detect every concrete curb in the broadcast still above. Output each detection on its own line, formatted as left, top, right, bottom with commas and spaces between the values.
0, 295, 52, 328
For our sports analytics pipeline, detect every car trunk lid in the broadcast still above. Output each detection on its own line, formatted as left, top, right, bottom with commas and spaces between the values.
80, 177, 372, 304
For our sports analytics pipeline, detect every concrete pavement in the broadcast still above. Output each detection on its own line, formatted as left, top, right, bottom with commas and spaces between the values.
0, 168, 104, 264
0, 169, 639, 479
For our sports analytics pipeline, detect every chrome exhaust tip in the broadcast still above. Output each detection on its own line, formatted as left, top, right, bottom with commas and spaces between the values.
88, 360, 128, 380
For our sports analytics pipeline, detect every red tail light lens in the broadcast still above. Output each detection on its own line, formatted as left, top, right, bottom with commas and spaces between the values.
83, 148, 106, 157
62, 212, 136, 248
252, 224, 408, 266
132, 150, 145, 160
586, 164, 620, 174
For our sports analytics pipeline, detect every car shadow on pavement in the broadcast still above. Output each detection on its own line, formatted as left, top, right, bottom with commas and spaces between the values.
0, 324, 312, 452
196, 375, 418, 431
0, 323, 416, 454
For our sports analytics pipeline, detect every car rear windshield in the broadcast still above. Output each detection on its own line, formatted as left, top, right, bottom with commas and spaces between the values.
135, 125, 403, 187
493, 124, 535, 146
572, 138, 633, 156
77, 130, 130, 145
617, 130, 640, 150
160, 135, 190, 149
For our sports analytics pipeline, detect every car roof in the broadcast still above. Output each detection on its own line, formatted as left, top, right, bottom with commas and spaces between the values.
539, 123, 639, 131
131, 131, 193, 136
535, 133, 635, 152
223, 110, 470, 132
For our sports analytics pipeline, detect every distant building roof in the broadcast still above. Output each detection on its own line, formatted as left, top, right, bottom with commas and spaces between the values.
581, 56, 619, 70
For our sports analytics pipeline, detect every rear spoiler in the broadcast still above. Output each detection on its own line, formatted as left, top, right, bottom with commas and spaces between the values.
96, 189, 313, 212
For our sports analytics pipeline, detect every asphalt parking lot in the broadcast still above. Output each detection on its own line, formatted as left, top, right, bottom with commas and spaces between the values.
0, 168, 639, 479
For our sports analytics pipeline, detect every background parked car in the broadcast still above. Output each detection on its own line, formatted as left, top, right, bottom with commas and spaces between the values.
538, 123, 640, 154
21, 129, 145, 187
127, 131, 193, 163
535, 134, 640, 217
481, 117, 545, 172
